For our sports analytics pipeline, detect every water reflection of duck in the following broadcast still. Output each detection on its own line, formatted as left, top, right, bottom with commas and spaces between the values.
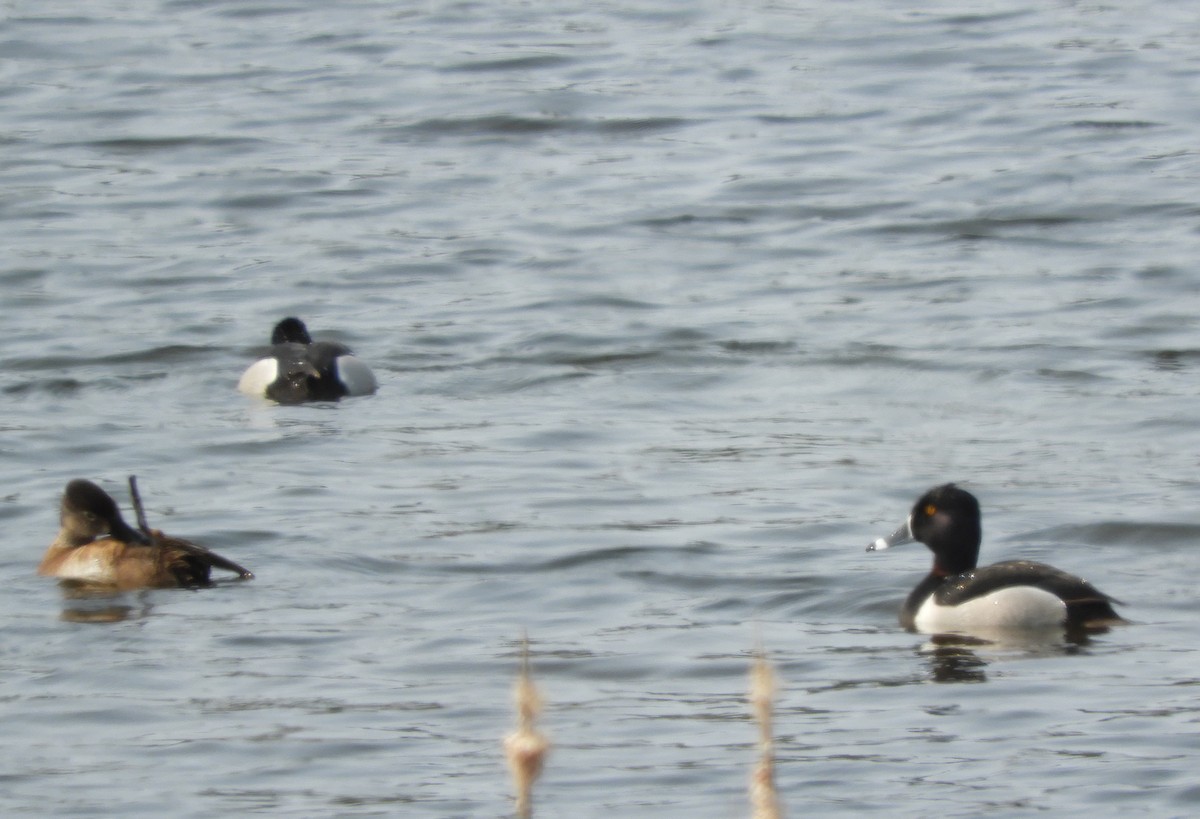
868, 484, 1124, 635
38, 480, 253, 590
922, 643, 989, 684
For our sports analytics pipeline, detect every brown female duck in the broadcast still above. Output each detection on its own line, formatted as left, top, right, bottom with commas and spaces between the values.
38, 479, 253, 590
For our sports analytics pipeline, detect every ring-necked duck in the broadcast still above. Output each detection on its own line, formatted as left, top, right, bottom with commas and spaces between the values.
237, 316, 377, 403
867, 484, 1123, 634
38, 479, 254, 590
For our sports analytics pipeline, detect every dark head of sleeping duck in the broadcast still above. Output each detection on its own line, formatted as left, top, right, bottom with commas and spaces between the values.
867, 484, 1124, 636
238, 317, 377, 403
38, 480, 254, 590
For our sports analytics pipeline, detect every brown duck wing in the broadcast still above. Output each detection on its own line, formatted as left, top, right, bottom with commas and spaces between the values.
152, 532, 254, 585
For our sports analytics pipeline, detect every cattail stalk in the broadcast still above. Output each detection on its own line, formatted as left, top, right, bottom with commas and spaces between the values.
504, 637, 549, 819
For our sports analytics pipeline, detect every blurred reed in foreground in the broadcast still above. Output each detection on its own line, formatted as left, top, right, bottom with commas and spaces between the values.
501, 640, 786, 817
749, 649, 783, 819
504, 638, 549, 819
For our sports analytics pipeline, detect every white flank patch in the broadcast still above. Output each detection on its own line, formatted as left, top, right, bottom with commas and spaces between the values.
237, 358, 279, 397
914, 585, 1067, 634
335, 355, 377, 396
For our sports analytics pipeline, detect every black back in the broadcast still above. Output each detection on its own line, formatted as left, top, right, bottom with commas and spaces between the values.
263, 318, 354, 403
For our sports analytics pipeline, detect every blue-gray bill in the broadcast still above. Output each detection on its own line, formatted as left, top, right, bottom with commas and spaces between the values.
867, 516, 914, 552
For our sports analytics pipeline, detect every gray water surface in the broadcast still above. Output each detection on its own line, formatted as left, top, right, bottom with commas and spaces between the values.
3, 2, 1200, 816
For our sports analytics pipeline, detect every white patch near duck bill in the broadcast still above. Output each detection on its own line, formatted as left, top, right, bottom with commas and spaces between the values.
237, 358, 279, 397
868, 514, 914, 552
914, 585, 1067, 634
334, 355, 377, 396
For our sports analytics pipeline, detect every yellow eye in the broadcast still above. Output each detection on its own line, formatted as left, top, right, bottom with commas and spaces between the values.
924, 504, 937, 517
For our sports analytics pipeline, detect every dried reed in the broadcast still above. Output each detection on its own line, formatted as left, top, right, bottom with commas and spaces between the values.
504, 637, 549, 819
749, 648, 783, 819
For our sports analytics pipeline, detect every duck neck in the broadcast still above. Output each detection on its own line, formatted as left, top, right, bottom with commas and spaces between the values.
58, 527, 95, 548
901, 573, 947, 630
932, 547, 978, 576
929, 519, 981, 576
